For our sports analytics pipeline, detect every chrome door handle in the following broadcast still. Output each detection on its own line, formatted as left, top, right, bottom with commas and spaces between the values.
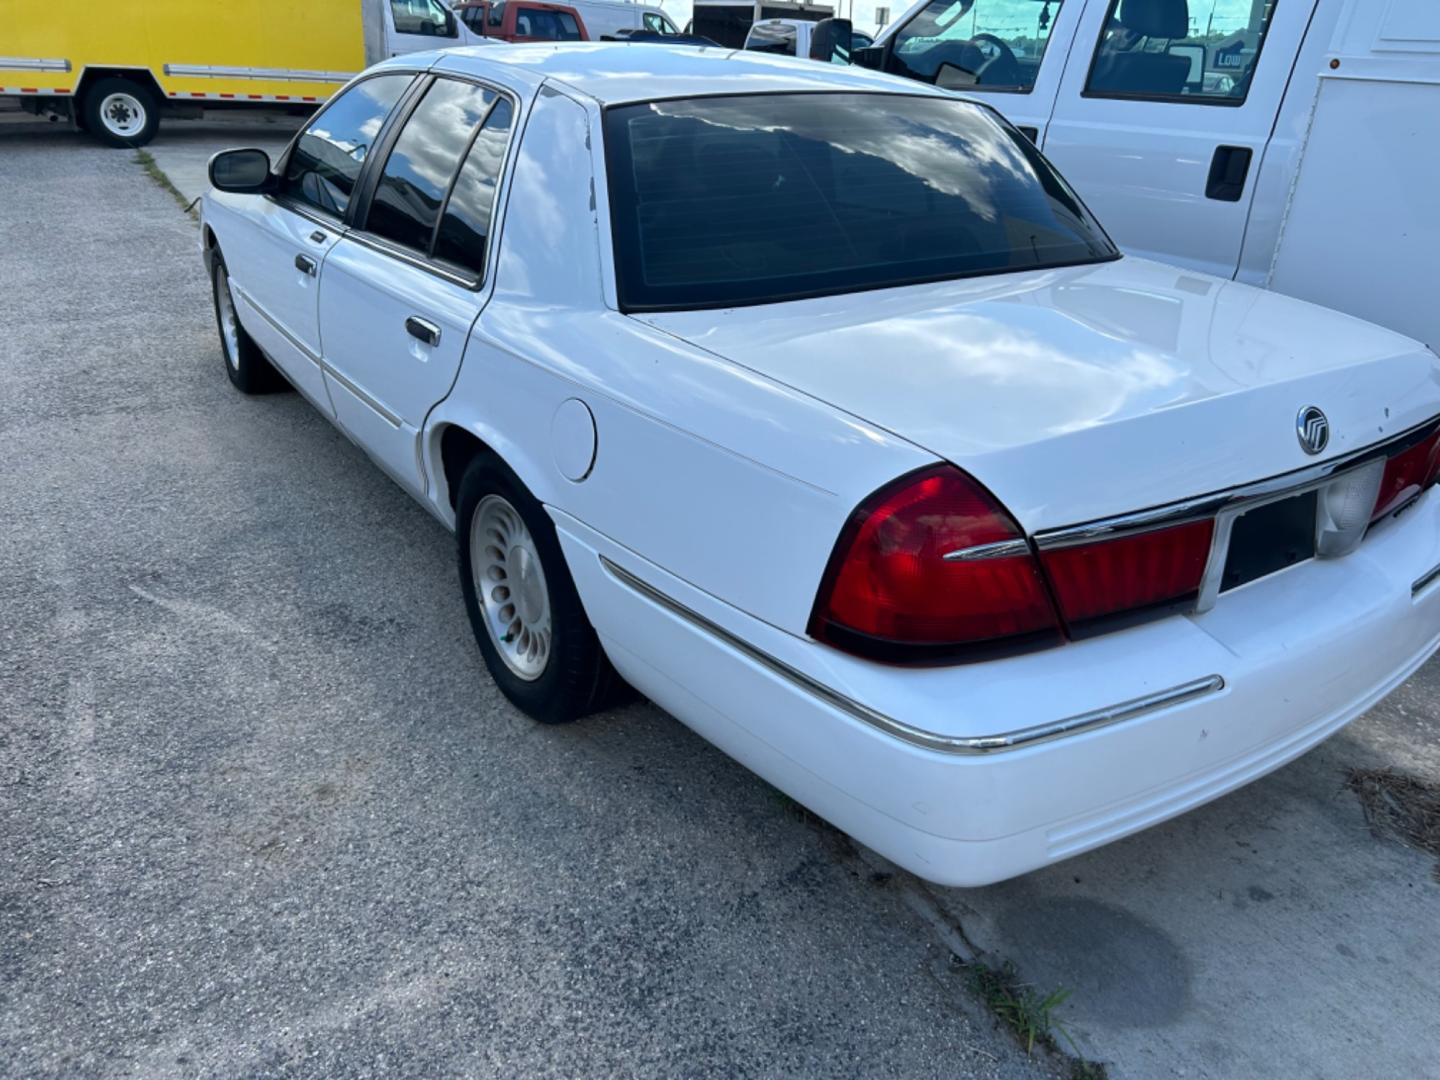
294, 253, 317, 276
405, 316, 441, 347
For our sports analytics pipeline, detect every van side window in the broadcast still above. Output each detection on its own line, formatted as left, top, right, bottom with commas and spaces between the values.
515, 7, 583, 39
643, 12, 672, 33
886, 0, 1065, 92
389, 0, 458, 37
365, 79, 497, 255
279, 75, 412, 219
1084, 0, 1278, 104
433, 98, 515, 277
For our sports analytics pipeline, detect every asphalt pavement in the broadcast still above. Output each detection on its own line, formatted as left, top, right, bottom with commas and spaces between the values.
3, 114, 1439, 1079
0, 120, 1056, 1079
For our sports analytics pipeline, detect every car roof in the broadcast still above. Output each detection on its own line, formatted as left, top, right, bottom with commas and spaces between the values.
426, 42, 955, 106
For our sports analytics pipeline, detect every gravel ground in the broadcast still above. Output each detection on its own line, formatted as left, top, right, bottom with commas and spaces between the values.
0, 128, 1055, 1078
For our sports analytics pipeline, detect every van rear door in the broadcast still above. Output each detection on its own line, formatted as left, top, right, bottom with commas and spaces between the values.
1040, 0, 1319, 278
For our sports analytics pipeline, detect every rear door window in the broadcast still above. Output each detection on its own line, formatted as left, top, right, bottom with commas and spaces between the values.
279, 74, 412, 219
433, 98, 516, 276
1084, 0, 1280, 103
365, 79, 497, 254
887, 0, 1067, 91
514, 7, 583, 39
459, 4, 488, 31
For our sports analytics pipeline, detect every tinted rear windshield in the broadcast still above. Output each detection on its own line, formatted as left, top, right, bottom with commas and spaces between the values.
603, 92, 1117, 311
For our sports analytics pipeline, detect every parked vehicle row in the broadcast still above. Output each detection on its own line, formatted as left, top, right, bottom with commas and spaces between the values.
0, 0, 677, 144
201, 44, 1440, 886
859, 0, 1440, 355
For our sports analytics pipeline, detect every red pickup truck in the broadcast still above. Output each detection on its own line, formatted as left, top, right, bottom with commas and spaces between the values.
453, 1, 588, 42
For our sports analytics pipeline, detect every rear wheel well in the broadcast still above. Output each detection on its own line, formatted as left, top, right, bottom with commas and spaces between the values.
75, 67, 165, 107
440, 425, 493, 511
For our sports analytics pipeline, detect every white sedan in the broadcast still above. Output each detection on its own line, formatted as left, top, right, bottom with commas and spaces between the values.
200, 44, 1440, 886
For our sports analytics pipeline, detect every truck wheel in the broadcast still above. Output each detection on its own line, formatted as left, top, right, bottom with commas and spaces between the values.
457, 454, 622, 725
211, 252, 286, 394
83, 77, 160, 147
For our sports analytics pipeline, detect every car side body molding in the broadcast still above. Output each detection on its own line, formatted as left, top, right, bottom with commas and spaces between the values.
600, 554, 1225, 755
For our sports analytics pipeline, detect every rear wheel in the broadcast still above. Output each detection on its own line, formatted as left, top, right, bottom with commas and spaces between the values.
210, 251, 286, 394
457, 454, 621, 724
83, 77, 160, 147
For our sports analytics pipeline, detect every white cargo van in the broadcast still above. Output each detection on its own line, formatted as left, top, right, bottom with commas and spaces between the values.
867, 0, 1440, 351
568, 0, 680, 38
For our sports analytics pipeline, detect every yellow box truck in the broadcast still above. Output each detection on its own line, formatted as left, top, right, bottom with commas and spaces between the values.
0, 0, 484, 145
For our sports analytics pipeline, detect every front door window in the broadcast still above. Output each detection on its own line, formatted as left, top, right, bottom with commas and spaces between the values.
888, 0, 1065, 92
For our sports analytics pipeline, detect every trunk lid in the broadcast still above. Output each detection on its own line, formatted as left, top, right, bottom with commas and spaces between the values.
637, 258, 1440, 530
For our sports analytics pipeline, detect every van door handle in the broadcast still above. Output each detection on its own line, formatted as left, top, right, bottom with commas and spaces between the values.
294, 253, 317, 276
1206, 145, 1253, 202
405, 316, 441, 347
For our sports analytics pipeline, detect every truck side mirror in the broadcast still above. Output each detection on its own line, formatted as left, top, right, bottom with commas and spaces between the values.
852, 43, 887, 70
208, 148, 274, 194
809, 18, 853, 64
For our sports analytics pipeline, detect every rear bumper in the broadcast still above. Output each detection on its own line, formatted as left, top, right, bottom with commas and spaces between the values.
555, 491, 1440, 887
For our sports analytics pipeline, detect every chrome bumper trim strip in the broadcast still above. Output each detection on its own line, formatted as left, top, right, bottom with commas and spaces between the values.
942, 538, 1032, 562
1034, 415, 1440, 552
1414, 561, 1440, 598
600, 555, 1225, 755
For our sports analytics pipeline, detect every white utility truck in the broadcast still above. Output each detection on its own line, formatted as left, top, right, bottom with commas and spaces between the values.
866, 0, 1440, 352
0, 0, 491, 145
566, 0, 681, 38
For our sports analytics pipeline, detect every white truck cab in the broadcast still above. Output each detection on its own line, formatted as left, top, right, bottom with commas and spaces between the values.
870, 0, 1440, 351
566, 0, 680, 38
744, 17, 871, 57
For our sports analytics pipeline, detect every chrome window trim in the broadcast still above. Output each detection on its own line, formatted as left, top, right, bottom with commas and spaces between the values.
343, 229, 481, 290
600, 555, 1225, 755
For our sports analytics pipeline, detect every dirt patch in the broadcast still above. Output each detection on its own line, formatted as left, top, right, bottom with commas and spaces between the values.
1345, 767, 1440, 881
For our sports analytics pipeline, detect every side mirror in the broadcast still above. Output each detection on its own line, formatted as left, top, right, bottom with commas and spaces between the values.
809, 17, 853, 64
852, 43, 887, 70
208, 148, 273, 194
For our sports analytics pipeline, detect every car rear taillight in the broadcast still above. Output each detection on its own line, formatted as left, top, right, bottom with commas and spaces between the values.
1038, 520, 1215, 626
810, 465, 1062, 660
1372, 429, 1440, 521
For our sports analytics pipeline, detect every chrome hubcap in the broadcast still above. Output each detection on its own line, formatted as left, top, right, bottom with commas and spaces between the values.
214, 266, 241, 370
100, 92, 146, 137
472, 495, 552, 681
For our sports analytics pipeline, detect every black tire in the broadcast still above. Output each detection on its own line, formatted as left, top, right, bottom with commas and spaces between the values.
82, 77, 160, 148
457, 454, 621, 724
210, 251, 287, 394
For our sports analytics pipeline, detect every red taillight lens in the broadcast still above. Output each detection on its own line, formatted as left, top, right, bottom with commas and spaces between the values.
1039, 520, 1215, 626
811, 465, 1061, 658
1372, 430, 1440, 521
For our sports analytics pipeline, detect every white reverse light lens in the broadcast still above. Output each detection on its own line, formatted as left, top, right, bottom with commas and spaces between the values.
1316, 459, 1385, 557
